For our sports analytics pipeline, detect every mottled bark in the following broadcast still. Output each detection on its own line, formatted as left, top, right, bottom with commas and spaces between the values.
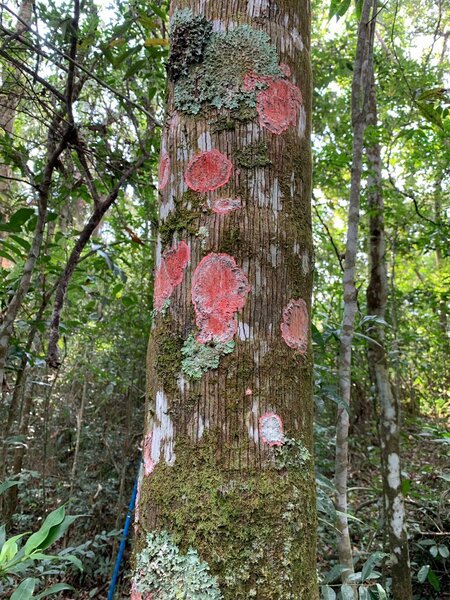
335, 0, 376, 589
365, 69, 413, 600
136, 1, 316, 598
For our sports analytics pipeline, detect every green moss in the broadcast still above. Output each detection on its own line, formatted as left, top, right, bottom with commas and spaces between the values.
174, 25, 282, 115
209, 106, 259, 133
154, 316, 184, 396
181, 335, 235, 379
218, 227, 241, 255
168, 9, 213, 81
234, 141, 271, 169
141, 432, 317, 599
159, 190, 203, 247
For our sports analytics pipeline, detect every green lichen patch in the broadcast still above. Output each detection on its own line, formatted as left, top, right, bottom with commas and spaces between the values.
181, 334, 235, 379
159, 190, 204, 247
174, 25, 282, 115
134, 530, 222, 599
209, 106, 259, 133
142, 433, 317, 599
234, 141, 271, 169
168, 9, 213, 81
274, 436, 312, 471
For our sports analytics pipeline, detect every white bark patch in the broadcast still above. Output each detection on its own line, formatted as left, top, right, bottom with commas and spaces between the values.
391, 495, 405, 539
387, 453, 400, 489
298, 105, 307, 138
238, 321, 251, 341
290, 27, 304, 51
302, 251, 310, 275
160, 195, 175, 221
197, 131, 212, 151
247, 0, 269, 17
198, 415, 205, 439
269, 244, 279, 267
151, 390, 175, 466
247, 399, 260, 443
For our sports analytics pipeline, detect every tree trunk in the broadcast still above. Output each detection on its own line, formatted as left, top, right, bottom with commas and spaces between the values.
335, 0, 376, 588
134, 1, 317, 598
365, 69, 413, 600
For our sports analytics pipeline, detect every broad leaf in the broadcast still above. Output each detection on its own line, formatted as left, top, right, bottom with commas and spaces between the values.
10, 577, 37, 600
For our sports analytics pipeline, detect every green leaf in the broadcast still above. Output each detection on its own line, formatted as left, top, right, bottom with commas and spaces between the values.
417, 564, 429, 583
341, 584, 356, 600
35, 583, 75, 598
322, 563, 347, 584
438, 545, 449, 558
329, 0, 351, 19
321, 584, 337, 599
0, 208, 35, 232
0, 480, 19, 496
0, 525, 5, 550
375, 583, 387, 599
10, 577, 37, 600
361, 552, 388, 582
24, 505, 66, 554
10, 235, 31, 251
358, 586, 369, 600
0, 533, 29, 563
430, 545, 438, 557
427, 568, 440, 591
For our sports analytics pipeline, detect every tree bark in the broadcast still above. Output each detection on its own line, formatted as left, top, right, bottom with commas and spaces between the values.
335, 0, 376, 588
134, 1, 317, 598
365, 69, 413, 600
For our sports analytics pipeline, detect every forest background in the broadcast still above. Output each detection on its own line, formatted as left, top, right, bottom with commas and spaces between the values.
0, 0, 448, 598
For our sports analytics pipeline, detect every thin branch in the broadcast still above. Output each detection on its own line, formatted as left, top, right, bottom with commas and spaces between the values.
0, 2, 161, 126
46, 153, 150, 368
313, 199, 344, 272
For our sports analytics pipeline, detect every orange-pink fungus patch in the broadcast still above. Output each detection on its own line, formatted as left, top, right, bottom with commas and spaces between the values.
281, 298, 308, 354
130, 582, 153, 600
211, 197, 241, 214
259, 412, 284, 446
143, 432, 154, 476
244, 71, 302, 135
185, 149, 232, 192
158, 153, 170, 190
279, 63, 292, 77
153, 240, 190, 312
245, 388, 253, 396
192, 253, 250, 343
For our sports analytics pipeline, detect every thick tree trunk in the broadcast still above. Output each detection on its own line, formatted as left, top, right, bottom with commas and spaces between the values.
335, 0, 376, 588
134, 1, 317, 598
365, 70, 413, 600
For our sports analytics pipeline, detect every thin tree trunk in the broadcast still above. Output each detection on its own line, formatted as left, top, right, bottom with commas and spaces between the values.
335, 0, 376, 588
68, 378, 88, 505
135, 1, 317, 598
365, 69, 413, 599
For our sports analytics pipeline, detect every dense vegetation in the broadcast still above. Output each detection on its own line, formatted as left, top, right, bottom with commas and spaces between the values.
0, 0, 448, 598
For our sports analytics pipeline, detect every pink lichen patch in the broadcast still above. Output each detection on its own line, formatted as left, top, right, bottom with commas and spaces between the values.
185, 149, 232, 192
143, 432, 154, 476
243, 71, 302, 135
211, 197, 242, 214
130, 582, 152, 600
245, 388, 253, 396
279, 63, 292, 77
259, 412, 284, 446
158, 153, 170, 190
281, 298, 308, 354
192, 253, 250, 343
153, 240, 190, 312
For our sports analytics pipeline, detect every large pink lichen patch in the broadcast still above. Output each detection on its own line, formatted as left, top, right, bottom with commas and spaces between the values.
259, 412, 284, 446
153, 240, 190, 312
143, 432, 154, 476
158, 153, 170, 190
210, 197, 241, 214
130, 581, 153, 600
244, 72, 302, 135
185, 149, 232, 192
281, 298, 308, 353
192, 253, 250, 343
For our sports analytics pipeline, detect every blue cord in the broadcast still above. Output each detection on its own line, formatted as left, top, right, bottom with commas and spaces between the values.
107, 460, 142, 600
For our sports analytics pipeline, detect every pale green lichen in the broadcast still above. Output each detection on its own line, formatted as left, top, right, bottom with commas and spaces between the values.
181, 335, 235, 379
174, 25, 282, 115
274, 436, 312, 470
134, 531, 222, 599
